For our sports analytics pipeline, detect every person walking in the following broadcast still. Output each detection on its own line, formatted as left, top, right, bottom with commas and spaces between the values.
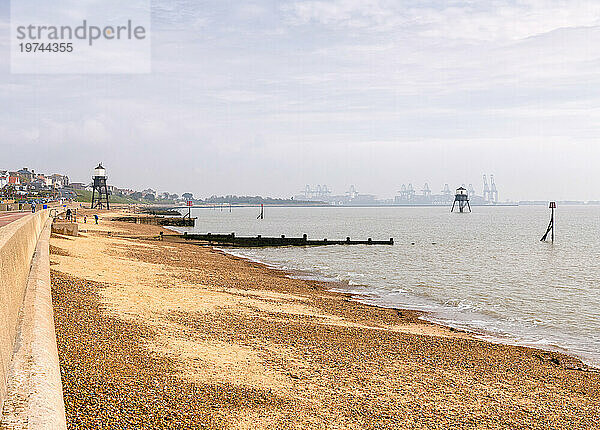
83, 215, 87, 224
66, 208, 72, 221
94, 214, 99, 224
31, 202, 36, 213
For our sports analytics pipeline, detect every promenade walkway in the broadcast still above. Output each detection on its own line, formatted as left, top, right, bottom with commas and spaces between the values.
0, 212, 30, 229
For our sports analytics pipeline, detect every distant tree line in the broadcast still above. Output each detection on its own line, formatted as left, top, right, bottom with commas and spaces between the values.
203, 195, 315, 205
106, 190, 320, 205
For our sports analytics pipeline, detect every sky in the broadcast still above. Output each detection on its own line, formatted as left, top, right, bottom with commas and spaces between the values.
2, 0, 600, 201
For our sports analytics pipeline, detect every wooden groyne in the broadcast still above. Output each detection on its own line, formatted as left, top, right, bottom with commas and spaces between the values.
112, 216, 196, 227
139, 208, 182, 216
162, 233, 393, 247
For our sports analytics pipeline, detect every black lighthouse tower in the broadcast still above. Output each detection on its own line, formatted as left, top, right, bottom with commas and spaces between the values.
91, 163, 109, 209
451, 186, 471, 213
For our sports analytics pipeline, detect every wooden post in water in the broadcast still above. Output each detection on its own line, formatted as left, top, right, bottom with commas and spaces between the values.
551, 201, 555, 242
185, 200, 192, 219
541, 201, 556, 242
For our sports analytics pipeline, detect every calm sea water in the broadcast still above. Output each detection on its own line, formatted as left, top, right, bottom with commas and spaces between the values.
175, 205, 600, 367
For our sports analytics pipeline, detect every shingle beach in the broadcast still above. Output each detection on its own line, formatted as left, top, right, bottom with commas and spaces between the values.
50, 209, 600, 429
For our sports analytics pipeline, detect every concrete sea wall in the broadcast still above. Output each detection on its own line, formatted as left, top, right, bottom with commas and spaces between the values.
0, 210, 66, 428
0, 210, 49, 405
0, 218, 66, 428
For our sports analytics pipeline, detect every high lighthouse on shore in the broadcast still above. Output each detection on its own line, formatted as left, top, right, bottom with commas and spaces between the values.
91, 163, 109, 210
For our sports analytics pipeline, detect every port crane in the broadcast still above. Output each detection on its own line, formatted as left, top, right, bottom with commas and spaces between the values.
490, 175, 498, 203
422, 183, 431, 198
483, 175, 491, 202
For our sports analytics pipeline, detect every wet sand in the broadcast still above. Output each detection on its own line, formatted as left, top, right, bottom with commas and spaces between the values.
50, 209, 600, 429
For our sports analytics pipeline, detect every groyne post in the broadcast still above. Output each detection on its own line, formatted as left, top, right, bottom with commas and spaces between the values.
541, 202, 556, 242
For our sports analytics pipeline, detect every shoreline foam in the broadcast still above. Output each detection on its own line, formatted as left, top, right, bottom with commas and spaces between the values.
216, 245, 600, 369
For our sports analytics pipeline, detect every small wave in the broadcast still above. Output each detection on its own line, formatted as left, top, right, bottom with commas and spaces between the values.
214, 247, 278, 269
388, 288, 408, 295
214, 245, 600, 369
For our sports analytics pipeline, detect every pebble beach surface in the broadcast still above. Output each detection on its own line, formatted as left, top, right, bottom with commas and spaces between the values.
50, 208, 600, 429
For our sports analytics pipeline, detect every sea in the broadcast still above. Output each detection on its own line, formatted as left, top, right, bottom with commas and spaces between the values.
173, 205, 600, 368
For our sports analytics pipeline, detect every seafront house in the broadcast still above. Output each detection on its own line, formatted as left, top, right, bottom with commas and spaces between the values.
49, 174, 69, 188
2, 175, 25, 196
16, 168, 34, 184
8, 176, 21, 186
70, 182, 86, 190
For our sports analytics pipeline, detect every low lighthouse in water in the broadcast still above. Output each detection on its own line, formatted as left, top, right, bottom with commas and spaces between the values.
451, 186, 471, 213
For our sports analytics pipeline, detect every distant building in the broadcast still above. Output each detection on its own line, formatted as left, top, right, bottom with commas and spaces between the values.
348, 194, 376, 205
116, 188, 135, 196
295, 185, 378, 206
16, 168, 34, 183
296, 185, 331, 201
70, 182, 86, 190
27, 180, 46, 193
50, 174, 69, 188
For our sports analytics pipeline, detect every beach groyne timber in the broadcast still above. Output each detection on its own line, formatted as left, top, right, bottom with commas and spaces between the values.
0, 210, 66, 428
163, 233, 394, 247
111, 215, 196, 227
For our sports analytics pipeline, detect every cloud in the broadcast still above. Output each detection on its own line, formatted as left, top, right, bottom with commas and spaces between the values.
283, 0, 600, 41
2, 0, 600, 199
282, 0, 397, 29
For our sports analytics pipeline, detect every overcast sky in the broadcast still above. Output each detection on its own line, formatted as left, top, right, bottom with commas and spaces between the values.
2, 0, 600, 201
